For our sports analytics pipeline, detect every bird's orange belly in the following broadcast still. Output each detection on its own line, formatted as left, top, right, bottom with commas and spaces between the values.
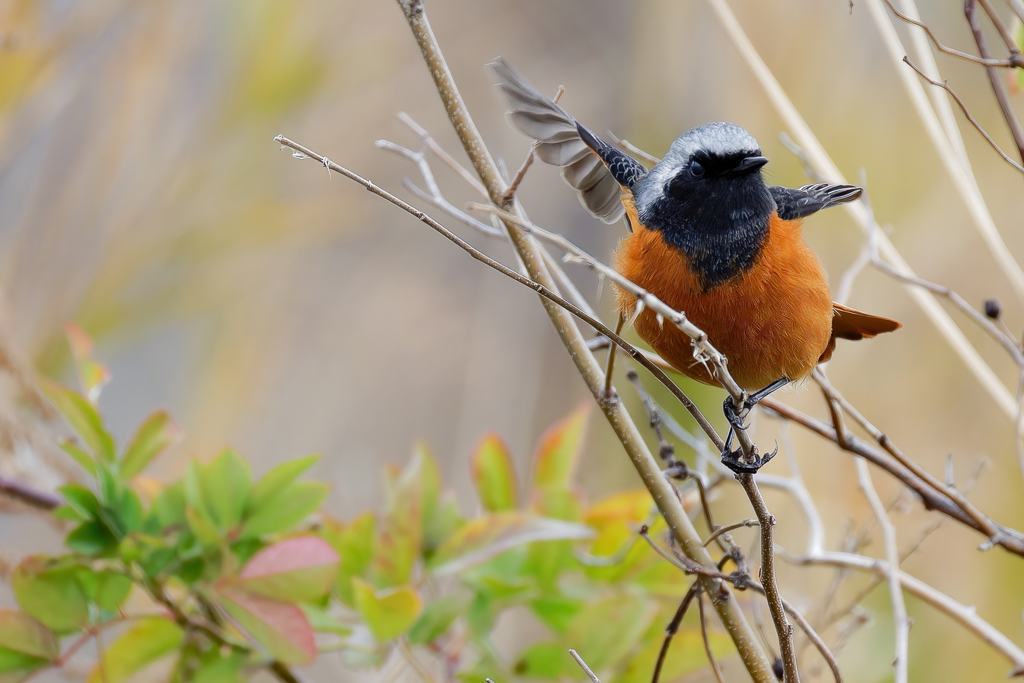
614, 217, 833, 391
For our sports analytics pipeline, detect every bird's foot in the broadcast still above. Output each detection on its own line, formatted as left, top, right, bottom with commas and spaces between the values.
723, 395, 753, 431
720, 441, 779, 475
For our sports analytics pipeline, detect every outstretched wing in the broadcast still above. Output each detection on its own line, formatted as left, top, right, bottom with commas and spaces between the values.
770, 183, 863, 221
488, 57, 647, 224
818, 302, 902, 363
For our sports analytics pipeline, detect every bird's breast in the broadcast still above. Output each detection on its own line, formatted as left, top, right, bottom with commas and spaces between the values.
614, 200, 833, 390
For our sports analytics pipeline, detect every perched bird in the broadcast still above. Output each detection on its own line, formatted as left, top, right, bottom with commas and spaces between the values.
489, 57, 901, 472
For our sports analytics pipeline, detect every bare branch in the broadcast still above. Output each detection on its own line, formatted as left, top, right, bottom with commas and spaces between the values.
697, 594, 727, 683
966, 0, 1024, 164
568, 649, 601, 683
881, 0, 1022, 66
0, 474, 61, 511
903, 57, 1024, 173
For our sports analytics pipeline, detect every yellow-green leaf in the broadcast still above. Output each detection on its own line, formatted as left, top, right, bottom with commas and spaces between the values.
247, 454, 320, 512
532, 405, 589, 494
239, 480, 329, 539
320, 512, 375, 606
121, 411, 179, 479
471, 434, 518, 512
0, 610, 58, 660
40, 380, 115, 463
64, 323, 110, 403
351, 578, 422, 642
86, 617, 183, 683
12, 558, 89, 635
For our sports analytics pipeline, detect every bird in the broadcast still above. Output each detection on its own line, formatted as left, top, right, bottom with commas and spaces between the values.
488, 57, 901, 473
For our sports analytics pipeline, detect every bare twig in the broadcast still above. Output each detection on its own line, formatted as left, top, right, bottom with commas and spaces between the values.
697, 594, 727, 683
704, 519, 759, 547
568, 649, 601, 683
653, 586, 700, 683
855, 458, 909, 683
881, 0, 1023, 66
966, 0, 1024, 166
787, 551, 1024, 675
902, 57, 1024, 173
736, 474, 800, 683
0, 474, 61, 511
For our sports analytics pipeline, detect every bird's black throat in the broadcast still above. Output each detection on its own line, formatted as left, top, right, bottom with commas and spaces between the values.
635, 173, 775, 291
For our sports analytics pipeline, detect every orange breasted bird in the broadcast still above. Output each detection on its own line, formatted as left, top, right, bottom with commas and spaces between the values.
489, 57, 901, 473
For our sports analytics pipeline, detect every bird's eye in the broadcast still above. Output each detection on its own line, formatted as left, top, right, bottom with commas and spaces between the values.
690, 160, 704, 178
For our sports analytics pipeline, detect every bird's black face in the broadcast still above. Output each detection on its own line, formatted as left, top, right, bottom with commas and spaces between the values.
633, 123, 777, 290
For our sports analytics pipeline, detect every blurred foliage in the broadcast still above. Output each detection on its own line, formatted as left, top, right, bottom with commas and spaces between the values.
0, 327, 734, 682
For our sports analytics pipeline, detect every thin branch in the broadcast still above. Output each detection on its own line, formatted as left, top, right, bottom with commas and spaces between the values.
977, 0, 1024, 56
0, 474, 62, 511
881, 0, 1023, 66
760, 396, 1024, 557
653, 586, 700, 683
787, 551, 1024, 675
855, 458, 909, 683
704, 519, 759, 547
903, 57, 1024, 173
568, 649, 601, 683
697, 594, 727, 683
736, 474, 800, 683
966, 0, 1024, 165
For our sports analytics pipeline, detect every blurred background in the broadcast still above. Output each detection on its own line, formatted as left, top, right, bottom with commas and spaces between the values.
0, 0, 1023, 680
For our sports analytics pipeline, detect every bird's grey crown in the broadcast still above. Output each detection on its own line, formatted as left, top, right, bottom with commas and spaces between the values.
665, 122, 760, 162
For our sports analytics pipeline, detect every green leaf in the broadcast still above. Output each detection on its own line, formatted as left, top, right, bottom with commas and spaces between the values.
65, 520, 118, 556
59, 485, 100, 520
192, 652, 245, 683
234, 536, 338, 603
52, 505, 88, 523
320, 512, 375, 606
12, 558, 89, 634
565, 593, 658, 672
213, 585, 316, 665
58, 438, 95, 475
91, 571, 133, 612
0, 648, 48, 676
202, 450, 251, 532
85, 617, 183, 683
513, 642, 573, 680
412, 443, 448, 553
408, 593, 469, 645
351, 578, 422, 643
150, 482, 186, 529
471, 434, 518, 512
0, 610, 59, 660
247, 454, 320, 512
531, 405, 589, 493
185, 505, 222, 548
429, 511, 594, 576
40, 379, 115, 463
121, 411, 179, 479
239, 480, 329, 539
531, 595, 583, 634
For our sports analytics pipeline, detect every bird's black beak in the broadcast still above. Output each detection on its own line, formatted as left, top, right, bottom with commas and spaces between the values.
727, 155, 769, 176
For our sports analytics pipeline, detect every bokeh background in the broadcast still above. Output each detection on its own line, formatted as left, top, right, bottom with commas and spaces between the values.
1, 0, 1023, 680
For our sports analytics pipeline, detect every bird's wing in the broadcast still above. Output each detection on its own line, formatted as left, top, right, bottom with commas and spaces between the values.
488, 57, 647, 224
819, 303, 901, 363
770, 183, 862, 221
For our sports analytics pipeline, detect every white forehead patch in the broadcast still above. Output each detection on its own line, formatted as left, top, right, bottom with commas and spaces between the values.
666, 122, 760, 161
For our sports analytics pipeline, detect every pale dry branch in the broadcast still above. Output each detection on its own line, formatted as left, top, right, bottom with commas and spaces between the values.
855, 458, 909, 683
568, 649, 601, 683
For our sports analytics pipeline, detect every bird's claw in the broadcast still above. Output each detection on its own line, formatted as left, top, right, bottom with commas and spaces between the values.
723, 396, 752, 431
720, 441, 779, 475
